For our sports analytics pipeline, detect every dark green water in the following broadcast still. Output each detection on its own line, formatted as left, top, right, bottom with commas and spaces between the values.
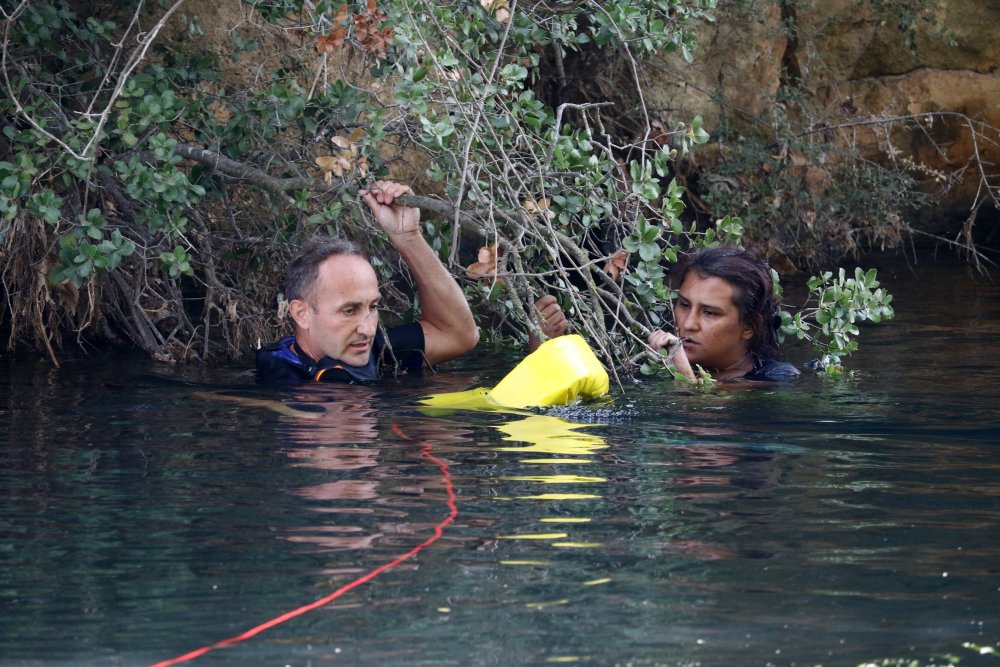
2, 252, 999, 666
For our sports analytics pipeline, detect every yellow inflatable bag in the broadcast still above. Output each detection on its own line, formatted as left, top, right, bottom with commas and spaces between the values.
418, 387, 504, 411
419, 334, 609, 410
491, 334, 609, 408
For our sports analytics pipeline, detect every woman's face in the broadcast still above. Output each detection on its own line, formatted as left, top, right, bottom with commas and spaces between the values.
674, 272, 754, 373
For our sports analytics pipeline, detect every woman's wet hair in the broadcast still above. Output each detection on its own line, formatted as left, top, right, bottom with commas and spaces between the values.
285, 237, 367, 304
674, 245, 782, 361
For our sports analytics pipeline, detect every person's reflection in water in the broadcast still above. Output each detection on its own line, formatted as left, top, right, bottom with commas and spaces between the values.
669, 424, 781, 498
653, 422, 783, 564
279, 384, 467, 560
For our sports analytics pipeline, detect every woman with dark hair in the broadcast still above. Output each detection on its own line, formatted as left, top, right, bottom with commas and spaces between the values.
648, 246, 799, 382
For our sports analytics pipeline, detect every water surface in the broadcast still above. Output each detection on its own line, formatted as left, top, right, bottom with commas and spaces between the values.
2, 251, 999, 666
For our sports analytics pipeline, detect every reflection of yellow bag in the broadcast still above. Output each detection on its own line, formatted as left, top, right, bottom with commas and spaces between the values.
495, 414, 606, 455
420, 334, 609, 410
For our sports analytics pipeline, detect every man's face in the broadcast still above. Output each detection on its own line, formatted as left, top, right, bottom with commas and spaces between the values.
290, 254, 381, 366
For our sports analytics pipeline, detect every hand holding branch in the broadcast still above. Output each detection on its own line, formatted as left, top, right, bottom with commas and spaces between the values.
648, 330, 695, 380
528, 294, 569, 351
359, 180, 421, 236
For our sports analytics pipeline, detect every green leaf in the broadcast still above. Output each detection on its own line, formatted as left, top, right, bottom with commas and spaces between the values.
689, 115, 710, 144
639, 242, 660, 262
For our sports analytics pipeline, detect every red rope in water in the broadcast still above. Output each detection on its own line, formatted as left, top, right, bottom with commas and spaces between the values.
148, 423, 457, 667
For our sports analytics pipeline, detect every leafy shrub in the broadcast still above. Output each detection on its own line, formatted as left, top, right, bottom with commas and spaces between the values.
0, 0, 895, 378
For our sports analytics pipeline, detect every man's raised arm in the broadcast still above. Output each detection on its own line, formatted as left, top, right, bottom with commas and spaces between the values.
360, 181, 479, 365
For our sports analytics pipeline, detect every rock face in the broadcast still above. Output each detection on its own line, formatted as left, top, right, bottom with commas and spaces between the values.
172, 0, 997, 235
645, 0, 1000, 231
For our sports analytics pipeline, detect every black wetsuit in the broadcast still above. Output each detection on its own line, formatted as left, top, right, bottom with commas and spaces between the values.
255, 323, 426, 384
743, 357, 800, 382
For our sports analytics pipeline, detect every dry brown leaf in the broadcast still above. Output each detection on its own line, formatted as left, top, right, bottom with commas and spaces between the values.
481, 0, 511, 21
315, 154, 353, 178
480, 0, 509, 11
353, 0, 391, 56
466, 244, 505, 284
315, 28, 347, 53
603, 250, 629, 282
334, 157, 352, 176
315, 156, 339, 171
522, 197, 555, 221
650, 119, 669, 146
317, 131, 366, 178
152, 349, 177, 364
51, 279, 79, 315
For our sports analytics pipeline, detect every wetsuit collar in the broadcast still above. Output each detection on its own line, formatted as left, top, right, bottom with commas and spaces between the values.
289, 338, 381, 384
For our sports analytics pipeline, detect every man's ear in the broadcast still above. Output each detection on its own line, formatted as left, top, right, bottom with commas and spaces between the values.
740, 317, 758, 341
289, 299, 311, 331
